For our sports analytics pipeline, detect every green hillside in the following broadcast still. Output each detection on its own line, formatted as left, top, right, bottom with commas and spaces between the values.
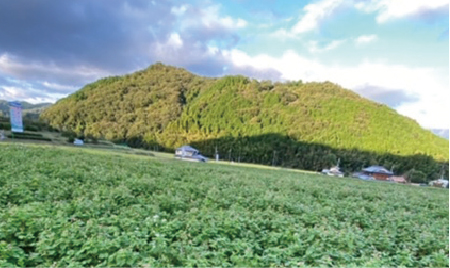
41, 63, 449, 178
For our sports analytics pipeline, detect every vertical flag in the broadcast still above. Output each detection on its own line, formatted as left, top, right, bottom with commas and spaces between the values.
8, 101, 24, 133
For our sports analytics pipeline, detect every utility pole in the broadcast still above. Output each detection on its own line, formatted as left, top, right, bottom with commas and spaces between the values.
238, 146, 241, 163
272, 150, 276, 167
390, 164, 395, 174
229, 148, 232, 163
215, 146, 218, 162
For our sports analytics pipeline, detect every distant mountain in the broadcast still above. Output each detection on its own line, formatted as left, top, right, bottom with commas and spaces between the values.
0, 100, 52, 119
430, 129, 449, 139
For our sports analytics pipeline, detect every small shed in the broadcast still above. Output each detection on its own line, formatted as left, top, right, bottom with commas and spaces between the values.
362, 166, 394, 181
322, 166, 344, 178
73, 139, 84, 146
429, 179, 449, 188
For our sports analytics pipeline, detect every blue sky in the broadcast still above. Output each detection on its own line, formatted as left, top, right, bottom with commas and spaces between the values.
0, 0, 448, 129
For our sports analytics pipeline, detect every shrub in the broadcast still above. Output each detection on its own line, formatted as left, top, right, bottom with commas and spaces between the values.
405, 169, 427, 183
6, 135, 51, 141
10, 132, 43, 138
24, 125, 40, 132
0, 122, 11, 130
61, 131, 74, 138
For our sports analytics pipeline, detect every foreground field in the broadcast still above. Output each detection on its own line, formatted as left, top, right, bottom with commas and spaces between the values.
0, 145, 448, 267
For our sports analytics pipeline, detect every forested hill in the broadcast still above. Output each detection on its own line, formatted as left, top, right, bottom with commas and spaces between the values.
41, 63, 449, 178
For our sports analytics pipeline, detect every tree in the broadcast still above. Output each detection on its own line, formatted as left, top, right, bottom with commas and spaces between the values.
405, 169, 427, 183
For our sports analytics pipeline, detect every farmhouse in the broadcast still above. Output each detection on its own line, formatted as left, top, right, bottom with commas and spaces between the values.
174, 145, 208, 162
362, 165, 394, 181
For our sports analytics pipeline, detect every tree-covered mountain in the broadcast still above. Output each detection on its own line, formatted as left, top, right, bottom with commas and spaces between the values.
41, 63, 449, 179
0, 100, 51, 119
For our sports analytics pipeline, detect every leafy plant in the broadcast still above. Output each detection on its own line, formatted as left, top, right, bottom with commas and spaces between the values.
0, 144, 448, 267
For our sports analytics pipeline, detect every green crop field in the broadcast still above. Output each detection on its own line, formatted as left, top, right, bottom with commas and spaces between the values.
0, 144, 448, 267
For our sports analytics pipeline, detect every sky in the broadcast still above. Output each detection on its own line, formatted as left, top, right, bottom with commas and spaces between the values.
0, 0, 448, 129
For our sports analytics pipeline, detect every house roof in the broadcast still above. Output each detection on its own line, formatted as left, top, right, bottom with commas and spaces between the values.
363, 166, 394, 175
176, 146, 199, 152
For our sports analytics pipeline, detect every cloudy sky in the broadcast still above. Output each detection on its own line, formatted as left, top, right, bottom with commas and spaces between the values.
0, 0, 448, 129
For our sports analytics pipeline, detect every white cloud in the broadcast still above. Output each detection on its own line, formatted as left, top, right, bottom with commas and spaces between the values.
355, 0, 449, 23
270, 28, 301, 40
287, 0, 448, 37
236, 18, 248, 28
179, 4, 247, 30
308, 39, 346, 53
42, 82, 77, 92
226, 49, 449, 129
292, 0, 346, 34
207, 46, 219, 55
0, 86, 29, 99
171, 5, 188, 16
218, 17, 248, 28
0, 85, 64, 103
205, 6, 248, 29
355, 34, 378, 45
167, 33, 183, 50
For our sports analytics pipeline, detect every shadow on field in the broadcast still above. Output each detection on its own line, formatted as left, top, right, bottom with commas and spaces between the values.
123, 133, 448, 179
188, 133, 448, 179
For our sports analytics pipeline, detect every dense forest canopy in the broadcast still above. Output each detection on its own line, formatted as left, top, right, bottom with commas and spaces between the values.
41, 63, 449, 180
